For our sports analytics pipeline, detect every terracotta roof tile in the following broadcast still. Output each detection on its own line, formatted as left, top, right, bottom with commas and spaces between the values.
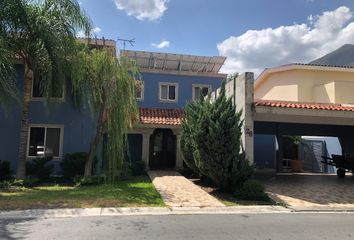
139, 108, 184, 125
254, 100, 354, 112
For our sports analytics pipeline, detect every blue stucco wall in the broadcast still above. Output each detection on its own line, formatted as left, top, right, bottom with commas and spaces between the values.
138, 72, 223, 108
0, 65, 96, 172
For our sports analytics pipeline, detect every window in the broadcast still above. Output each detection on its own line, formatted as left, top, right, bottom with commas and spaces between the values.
135, 80, 144, 100
27, 125, 63, 158
32, 75, 65, 100
159, 82, 178, 102
193, 84, 211, 101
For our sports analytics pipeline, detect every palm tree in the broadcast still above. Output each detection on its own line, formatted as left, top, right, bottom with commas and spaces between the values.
0, 0, 91, 179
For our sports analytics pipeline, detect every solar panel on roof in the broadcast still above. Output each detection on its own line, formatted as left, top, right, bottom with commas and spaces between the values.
121, 50, 226, 73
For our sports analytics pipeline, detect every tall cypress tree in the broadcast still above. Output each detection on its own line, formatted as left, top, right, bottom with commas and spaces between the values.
181, 81, 254, 191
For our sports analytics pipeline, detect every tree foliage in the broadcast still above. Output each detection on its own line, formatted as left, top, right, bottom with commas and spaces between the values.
71, 48, 139, 183
0, 0, 92, 179
0, 0, 92, 100
181, 81, 254, 191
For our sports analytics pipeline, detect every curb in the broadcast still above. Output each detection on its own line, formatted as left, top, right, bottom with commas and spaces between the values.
0, 206, 291, 219
289, 207, 354, 213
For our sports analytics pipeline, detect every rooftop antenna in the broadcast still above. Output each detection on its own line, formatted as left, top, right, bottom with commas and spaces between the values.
117, 37, 135, 51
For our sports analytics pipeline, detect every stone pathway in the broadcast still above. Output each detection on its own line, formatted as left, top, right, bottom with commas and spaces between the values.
148, 170, 225, 207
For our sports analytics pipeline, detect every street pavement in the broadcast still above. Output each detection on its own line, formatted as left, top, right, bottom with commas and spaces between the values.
1, 212, 354, 240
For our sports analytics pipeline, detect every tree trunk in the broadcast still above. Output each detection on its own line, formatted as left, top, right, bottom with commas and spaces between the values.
84, 98, 106, 177
16, 63, 33, 179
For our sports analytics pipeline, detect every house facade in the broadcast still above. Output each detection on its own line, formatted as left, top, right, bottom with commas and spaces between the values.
225, 64, 354, 173
123, 50, 226, 169
0, 41, 226, 172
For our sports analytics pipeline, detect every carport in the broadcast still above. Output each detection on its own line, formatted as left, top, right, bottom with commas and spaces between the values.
231, 72, 354, 174
254, 100, 354, 172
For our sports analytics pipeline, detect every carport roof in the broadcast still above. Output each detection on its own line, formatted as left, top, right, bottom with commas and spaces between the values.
254, 100, 354, 112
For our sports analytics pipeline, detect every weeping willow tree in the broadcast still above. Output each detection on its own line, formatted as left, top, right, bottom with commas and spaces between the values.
71, 48, 139, 182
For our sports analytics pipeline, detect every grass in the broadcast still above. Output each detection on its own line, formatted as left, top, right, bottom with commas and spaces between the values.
0, 176, 165, 210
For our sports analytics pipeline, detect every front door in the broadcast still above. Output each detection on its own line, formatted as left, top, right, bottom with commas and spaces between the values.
149, 129, 176, 169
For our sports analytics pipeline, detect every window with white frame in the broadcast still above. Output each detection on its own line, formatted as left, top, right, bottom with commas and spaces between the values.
27, 125, 63, 158
135, 80, 144, 100
32, 75, 65, 100
159, 82, 178, 102
193, 84, 211, 101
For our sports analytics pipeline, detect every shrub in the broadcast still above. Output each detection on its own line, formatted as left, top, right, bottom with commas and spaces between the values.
0, 160, 12, 180
60, 152, 88, 179
130, 161, 146, 176
73, 176, 104, 186
26, 157, 53, 180
234, 180, 270, 201
181, 81, 254, 191
0, 178, 40, 188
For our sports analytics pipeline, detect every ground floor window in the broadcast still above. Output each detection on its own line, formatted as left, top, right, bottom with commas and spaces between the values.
27, 125, 63, 158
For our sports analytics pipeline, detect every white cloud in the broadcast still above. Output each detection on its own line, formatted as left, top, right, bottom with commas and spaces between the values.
92, 27, 101, 34
217, 6, 354, 75
114, 0, 168, 21
76, 26, 102, 38
151, 40, 170, 49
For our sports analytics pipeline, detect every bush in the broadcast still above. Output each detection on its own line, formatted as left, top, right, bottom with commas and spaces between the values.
234, 180, 270, 201
181, 81, 254, 191
0, 178, 40, 188
73, 176, 104, 186
60, 152, 88, 179
130, 161, 146, 176
0, 160, 12, 180
26, 157, 53, 180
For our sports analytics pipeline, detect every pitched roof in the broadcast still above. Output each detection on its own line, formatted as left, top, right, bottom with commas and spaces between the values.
293, 63, 354, 69
255, 63, 354, 89
139, 108, 184, 125
254, 100, 354, 112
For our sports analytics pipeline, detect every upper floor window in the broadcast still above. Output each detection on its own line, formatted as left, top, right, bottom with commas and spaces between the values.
135, 80, 144, 100
32, 75, 65, 101
27, 124, 63, 158
159, 82, 178, 102
193, 84, 211, 101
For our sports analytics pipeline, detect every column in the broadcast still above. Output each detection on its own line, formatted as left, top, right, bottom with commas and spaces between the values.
235, 72, 255, 164
141, 130, 152, 170
175, 133, 184, 169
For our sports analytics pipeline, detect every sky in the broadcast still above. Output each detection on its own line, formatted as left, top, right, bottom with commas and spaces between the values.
78, 0, 354, 75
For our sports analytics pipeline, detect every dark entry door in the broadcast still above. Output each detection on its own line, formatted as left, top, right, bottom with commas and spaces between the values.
149, 129, 176, 169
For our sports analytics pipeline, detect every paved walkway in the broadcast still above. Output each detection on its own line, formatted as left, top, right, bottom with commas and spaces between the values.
261, 173, 354, 209
148, 170, 224, 207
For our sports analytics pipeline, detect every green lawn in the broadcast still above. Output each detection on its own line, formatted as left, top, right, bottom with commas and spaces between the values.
0, 176, 164, 210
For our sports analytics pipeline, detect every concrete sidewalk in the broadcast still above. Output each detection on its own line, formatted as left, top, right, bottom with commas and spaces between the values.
0, 206, 290, 219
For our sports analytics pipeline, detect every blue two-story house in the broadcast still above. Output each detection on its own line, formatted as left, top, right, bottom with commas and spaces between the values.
123, 50, 226, 169
0, 40, 226, 173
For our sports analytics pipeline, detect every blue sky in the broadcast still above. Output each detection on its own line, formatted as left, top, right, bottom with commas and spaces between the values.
79, 0, 354, 74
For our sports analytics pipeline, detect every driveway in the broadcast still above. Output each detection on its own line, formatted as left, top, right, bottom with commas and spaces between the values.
259, 173, 354, 209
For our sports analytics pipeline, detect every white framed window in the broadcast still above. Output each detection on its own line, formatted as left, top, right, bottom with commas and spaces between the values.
31, 75, 65, 101
159, 82, 178, 102
135, 80, 144, 100
192, 84, 211, 101
27, 124, 64, 159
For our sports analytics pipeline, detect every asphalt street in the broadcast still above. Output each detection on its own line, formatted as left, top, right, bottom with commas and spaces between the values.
1, 213, 354, 240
